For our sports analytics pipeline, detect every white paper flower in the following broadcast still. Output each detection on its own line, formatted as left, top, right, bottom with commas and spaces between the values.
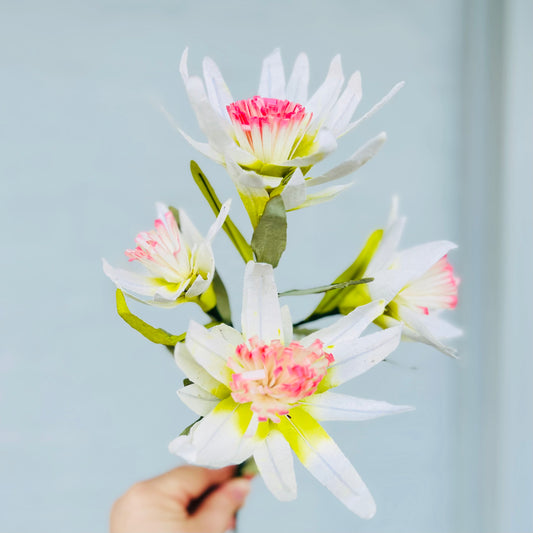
177, 48, 403, 226
103, 201, 230, 306
169, 262, 412, 519
354, 199, 461, 356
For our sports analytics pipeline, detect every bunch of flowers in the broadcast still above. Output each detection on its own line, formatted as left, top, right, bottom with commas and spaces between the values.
104, 49, 460, 520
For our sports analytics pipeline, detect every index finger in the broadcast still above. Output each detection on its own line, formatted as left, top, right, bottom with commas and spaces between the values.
145, 465, 237, 501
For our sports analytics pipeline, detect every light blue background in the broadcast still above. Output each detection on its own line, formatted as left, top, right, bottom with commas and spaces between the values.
1, 1, 531, 532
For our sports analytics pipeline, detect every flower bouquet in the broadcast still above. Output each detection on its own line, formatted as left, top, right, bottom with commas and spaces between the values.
104, 49, 460, 520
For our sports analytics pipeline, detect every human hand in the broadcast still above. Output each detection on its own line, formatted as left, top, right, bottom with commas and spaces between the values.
110, 465, 252, 533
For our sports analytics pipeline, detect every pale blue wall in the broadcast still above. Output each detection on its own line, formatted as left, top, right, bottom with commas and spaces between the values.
0, 1, 530, 532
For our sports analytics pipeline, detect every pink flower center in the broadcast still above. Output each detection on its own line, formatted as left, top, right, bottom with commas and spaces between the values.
226, 96, 313, 165
125, 211, 191, 282
228, 337, 334, 423
399, 255, 459, 314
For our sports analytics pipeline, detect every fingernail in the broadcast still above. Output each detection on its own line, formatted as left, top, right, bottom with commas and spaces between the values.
227, 478, 252, 501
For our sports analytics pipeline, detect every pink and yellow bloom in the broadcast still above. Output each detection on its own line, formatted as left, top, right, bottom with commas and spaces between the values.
169, 262, 412, 518
177, 48, 403, 226
103, 201, 230, 306
341, 199, 461, 356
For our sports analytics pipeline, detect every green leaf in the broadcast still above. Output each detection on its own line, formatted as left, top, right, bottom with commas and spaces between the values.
183, 378, 194, 387
116, 289, 185, 347
312, 229, 383, 317
168, 206, 181, 228
251, 194, 287, 268
180, 416, 203, 436
190, 160, 253, 263
279, 278, 374, 297
212, 270, 232, 324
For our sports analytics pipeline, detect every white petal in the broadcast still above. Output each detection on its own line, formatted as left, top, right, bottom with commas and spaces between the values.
307, 132, 387, 186
190, 397, 256, 467
185, 321, 241, 385
179, 48, 190, 82
258, 48, 286, 99
280, 168, 306, 210
241, 262, 283, 343
176, 127, 225, 164
183, 75, 235, 155
279, 408, 376, 519
307, 55, 344, 128
397, 306, 458, 358
320, 326, 402, 389
366, 204, 406, 275
341, 81, 405, 137
369, 241, 458, 302
396, 240, 458, 278
103, 259, 160, 297
177, 383, 220, 416
254, 429, 297, 501
176, 208, 207, 252
158, 105, 225, 164
184, 269, 212, 298
300, 391, 413, 421
174, 342, 228, 398
280, 304, 293, 344
286, 52, 309, 103
420, 312, 463, 339
324, 70, 363, 136
202, 56, 234, 117
288, 183, 353, 211
302, 300, 386, 351
279, 128, 337, 167
168, 419, 201, 462
206, 198, 231, 243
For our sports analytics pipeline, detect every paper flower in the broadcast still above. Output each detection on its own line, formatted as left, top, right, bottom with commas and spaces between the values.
169, 262, 412, 518
103, 201, 230, 306
340, 199, 460, 356
177, 48, 403, 226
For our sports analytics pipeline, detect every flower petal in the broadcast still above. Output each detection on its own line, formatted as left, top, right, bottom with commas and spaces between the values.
168, 419, 202, 462
241, 262, 283, 343
190, 396, 256, 467
254, 428, 297, 501
202, 55, 234, 117
396, 306, 458, 358
280, 168, 306, 210
307, 132, 387, 186
369, 241, 458, 302
286, 52, 309, 103
185, 321, 242, 385
258, 48, 286, 99
102, 259, 187, 302
302, 300, 386, 351
278, 407, 376, 519
307, 55, 344, 129
177, 383, 220, 416
324, 70, 363, 136
278, 128, 337, 167
205, 198, 231, 243
174, 342, 229, 399
288, 183, 353, 211
319, 326, 402, 390
300, 391, 413, 421
366, 199, 406, 275
340, 81, 405, 137
280, 304, 293, 345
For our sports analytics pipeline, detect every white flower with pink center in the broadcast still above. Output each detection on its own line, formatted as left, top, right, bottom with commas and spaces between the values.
102, 200, 230, 306
176, 48, 403, 226
228, 337, 334, 423
363, 198, 461, 356
169, 262, 412, 519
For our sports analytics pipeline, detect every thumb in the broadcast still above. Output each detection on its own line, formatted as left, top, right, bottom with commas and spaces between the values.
191, 477, 252, 533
